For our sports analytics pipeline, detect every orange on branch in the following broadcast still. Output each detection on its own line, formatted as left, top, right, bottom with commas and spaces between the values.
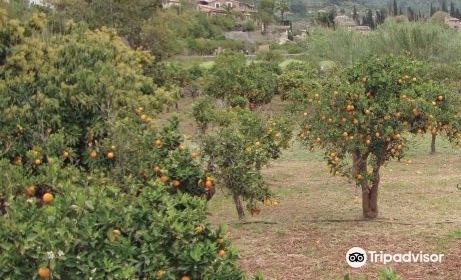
42, 193, 54, 204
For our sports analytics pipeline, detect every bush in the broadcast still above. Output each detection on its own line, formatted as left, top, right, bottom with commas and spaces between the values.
0, 179, 248, 279
242, 20, 255, 32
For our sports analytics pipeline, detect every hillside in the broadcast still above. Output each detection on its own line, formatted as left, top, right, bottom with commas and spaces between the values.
300, 0, 461, 16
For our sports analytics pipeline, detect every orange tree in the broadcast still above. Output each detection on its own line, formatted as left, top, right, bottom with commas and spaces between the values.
193, 98, 292, 219
204, 52, 280, 109
0, 11, 258, 278
287, 55, 461, 219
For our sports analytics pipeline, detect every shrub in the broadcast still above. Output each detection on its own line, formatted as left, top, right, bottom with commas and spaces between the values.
0, 180, 249, 279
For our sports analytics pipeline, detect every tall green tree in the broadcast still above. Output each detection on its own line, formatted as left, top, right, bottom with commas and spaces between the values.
275, 0, 289, 21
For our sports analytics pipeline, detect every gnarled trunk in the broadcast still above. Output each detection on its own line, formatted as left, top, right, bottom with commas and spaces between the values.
362, 170, 380, 219
352, 148, 385, 219
233, 193, 245, 220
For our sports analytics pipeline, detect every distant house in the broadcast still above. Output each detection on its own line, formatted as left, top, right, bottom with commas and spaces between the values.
162, 0, 181, 9
334, 15, 357, 29
446, 16, 461, 30
196, 0, 257, 17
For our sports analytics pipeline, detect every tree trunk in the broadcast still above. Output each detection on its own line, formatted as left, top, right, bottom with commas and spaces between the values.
233, 193, 245, 220
362, 172, 379, 219
430, 133, 437, 154
352, 149, 381, 219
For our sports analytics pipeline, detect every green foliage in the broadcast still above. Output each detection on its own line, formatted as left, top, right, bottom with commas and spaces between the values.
296, 55, 460, 183
0, 14, 253, 278
343, 267, 401, 280
378, 267, 402, 280
242, 20, 256, 32
305, 21, 461, 66
205, 52, 279, 107
0, 179, 248, 279
193, 98, 292, 216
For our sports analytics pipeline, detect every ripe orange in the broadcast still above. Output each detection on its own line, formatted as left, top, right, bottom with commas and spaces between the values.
191, 151, 199, 158
37, 267, 50, 278
140, 114, 147, 121
107, 151, 114, 159
26, 185, 36, 196
154, 139, 162, 147
180, 276, 190, 280
365, 139, 371, 145
89, 150, 97, 159
63, 151, 69, 158
315, 137, 321, 143
217, 249, 226, 257
160, 175, 168, 183
112, 229, 121, 239
375, 132, 380, 138
34, 159, 42, 165
205, 180, 213, 189
42, 193, 54, 204
153, 165, 161, 172
303, 112, 308, 116
437, 95, 444, 101
155, 270, 165, 278
172, 180, 180, 187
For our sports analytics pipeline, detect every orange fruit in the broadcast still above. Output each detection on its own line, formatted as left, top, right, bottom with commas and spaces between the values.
160, 175, 168, 183
172, 180, 180, 187
153, 165, 161, 172
437, 95, 444, 101
107, 151, 115, 159
42, 193, 54, 204
154, 139, 162, 147
205, 180, 213, 189
63, 151, 69, 158
25, 185, 36, 196
180, 276, 190, 280
140, 114, 147, 121
89, 150, 97, 159
217, 249, 225, 257
191, 151, 199, 158
375, 132, 380, 138
156, 270, 165, 278
34, 159, 42, 165
37, 267, 50, 278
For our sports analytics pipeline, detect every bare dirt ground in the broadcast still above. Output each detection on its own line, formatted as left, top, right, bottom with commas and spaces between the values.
207, 137, 461, 280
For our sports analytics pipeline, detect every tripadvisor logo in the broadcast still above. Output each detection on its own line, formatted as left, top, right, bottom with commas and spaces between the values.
346, 247, 444, 268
